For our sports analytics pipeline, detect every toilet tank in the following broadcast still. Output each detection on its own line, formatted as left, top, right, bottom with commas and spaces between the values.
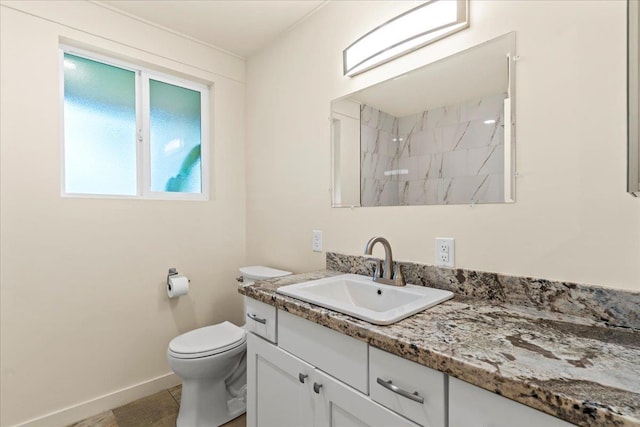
239, 266, 291, 286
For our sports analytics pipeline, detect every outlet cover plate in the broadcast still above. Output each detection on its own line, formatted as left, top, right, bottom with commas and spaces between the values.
312, 230, 323, 252
436, 238, 454, 267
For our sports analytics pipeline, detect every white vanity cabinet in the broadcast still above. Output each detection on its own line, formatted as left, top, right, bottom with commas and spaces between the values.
449, 377, 575, 427
247, 332, 418, 427
245, 300, 575, 427
247, 309, 424, 427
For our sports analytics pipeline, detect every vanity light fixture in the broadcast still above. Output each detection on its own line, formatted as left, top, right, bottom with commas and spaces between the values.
343, 0, 469, 77
483, 119, 497, 124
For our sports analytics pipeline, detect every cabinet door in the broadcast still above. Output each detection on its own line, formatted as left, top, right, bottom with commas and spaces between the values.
247, 333, 315, 427
449, 377, 575, 427
313, 369, 419, 427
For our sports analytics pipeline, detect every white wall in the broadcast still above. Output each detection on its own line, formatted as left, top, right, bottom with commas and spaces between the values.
246, 0, 640, 290
0, 2, 246, 426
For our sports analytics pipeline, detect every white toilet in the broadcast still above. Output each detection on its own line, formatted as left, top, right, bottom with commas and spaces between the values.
167, 266, 291, 427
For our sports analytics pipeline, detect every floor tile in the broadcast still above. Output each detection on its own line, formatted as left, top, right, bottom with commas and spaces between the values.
112, 390, 178, 427
167, 384, 182, 405
222, 413, 246, 427
68, 410, 118, 427
69, 385, 246, 427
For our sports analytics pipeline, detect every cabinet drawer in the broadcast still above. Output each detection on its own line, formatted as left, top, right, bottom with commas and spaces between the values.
449, 377, 575, 427
370, 346, 446, 427
278, 310, 368, 393
245, 297, 277, 343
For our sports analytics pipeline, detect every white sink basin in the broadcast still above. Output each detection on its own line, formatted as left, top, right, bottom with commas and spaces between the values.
276, 274, 453, 325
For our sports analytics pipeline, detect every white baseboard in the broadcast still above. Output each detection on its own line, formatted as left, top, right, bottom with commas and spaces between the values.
12, 372, 181, 427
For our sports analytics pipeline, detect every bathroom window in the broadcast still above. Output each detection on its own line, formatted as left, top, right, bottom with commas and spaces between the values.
60, 47, 209, 200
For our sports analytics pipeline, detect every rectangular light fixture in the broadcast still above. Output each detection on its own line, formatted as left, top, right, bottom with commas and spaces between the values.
343, 0, 469, 77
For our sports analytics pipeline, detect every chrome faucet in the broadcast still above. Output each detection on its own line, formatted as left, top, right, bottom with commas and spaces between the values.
364, 237, 406, 286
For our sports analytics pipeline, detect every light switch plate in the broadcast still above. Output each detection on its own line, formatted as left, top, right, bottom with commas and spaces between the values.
436, 238, 454, 267
312, 230, 323, 252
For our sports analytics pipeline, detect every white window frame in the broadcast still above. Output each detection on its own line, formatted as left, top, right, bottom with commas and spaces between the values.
59, 45, 210, 201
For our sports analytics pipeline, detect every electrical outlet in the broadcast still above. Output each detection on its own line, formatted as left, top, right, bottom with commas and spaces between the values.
312, 230, 323, 252
436, 238, 455, 267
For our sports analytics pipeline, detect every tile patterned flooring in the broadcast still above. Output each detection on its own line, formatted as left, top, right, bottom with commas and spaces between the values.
69, 385, 246, 427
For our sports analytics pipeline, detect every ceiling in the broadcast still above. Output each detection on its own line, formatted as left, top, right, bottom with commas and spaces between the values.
97, 0, 327, 58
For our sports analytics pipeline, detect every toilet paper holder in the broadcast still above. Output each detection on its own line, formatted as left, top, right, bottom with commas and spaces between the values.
167, 268, 189, 289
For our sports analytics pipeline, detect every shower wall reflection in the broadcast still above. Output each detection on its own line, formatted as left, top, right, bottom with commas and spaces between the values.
360, 93, 506, 206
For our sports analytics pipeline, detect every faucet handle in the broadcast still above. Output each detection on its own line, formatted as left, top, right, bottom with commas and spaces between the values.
366, 257, 382, 279
392, 264, 406, 286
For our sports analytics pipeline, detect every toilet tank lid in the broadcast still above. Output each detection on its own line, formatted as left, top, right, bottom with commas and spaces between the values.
169, 321, 245, 355
239, 266, 292, 280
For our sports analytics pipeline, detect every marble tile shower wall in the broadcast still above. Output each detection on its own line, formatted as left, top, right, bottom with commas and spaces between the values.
360, 93, 507, 206
360, 106, 399, 205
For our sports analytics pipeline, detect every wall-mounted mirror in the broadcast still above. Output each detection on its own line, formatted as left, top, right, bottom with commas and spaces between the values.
331, 32, 516, 207
629, 0, 639, 197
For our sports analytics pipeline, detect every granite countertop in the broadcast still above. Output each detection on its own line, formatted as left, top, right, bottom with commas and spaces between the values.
239, 270, 640, 427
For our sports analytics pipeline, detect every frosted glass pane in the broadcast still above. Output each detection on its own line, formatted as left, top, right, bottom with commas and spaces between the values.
149, 79, 202, 193
63, 53, 137, 195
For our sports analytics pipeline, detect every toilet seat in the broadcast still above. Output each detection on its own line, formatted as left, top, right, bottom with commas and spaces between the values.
168, 321, 246, 359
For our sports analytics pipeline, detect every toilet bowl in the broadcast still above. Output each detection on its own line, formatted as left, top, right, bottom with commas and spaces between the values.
168, 266, 291, 427
168, 322, 247, 426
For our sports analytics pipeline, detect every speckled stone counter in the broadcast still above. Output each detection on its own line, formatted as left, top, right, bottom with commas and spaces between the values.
239, 267, 640, 427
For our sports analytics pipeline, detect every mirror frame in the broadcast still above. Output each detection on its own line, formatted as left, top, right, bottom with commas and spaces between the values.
629, 0, 639, 197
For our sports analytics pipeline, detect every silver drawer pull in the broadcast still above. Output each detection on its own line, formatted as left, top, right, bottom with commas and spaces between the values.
247, 313, 267, 324
376, 378, 424, 404
313, 383, 323, 394
299, 373, 308, 383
